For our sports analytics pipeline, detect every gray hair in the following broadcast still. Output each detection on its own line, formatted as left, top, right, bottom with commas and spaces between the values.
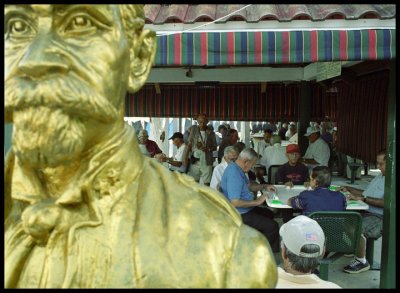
283, 243, 322, 273
224, 145, 238, 157
311, 165, 331, 187
270, 134, 281, 145
238, 148, 258, 161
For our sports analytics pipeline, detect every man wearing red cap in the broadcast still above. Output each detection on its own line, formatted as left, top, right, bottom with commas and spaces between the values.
277, 144, 309, 223
277, 144, 309, 187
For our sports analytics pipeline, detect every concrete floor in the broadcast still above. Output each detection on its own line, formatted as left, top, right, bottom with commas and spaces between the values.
328, 237, 381, 288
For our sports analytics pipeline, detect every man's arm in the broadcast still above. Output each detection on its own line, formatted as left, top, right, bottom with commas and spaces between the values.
231, 195, 266, 208
339, 186, 364, 196
364, 197, 384, 208
167, 158, 182, 168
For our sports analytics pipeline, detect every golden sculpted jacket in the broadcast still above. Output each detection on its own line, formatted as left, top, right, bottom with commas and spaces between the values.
4, 125, 277, 288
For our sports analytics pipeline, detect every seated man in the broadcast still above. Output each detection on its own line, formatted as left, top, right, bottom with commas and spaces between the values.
162, 132, 187, 173
210, 146, 239, 191
277, 144, 309, 223
288, 166, 347, 216
287, 124, 298, 144
220, 148, 280, 253
339, 150, 386, 274
301, 127, 330, 167
217, 129, 239, 163
137, 129, 163, 158
277, 144, 309, 187
276, 216, 341, 288
260, 134, 288, 174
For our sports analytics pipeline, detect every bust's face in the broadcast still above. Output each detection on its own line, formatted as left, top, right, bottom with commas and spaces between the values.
5, 5, 130, 122
4, 5, 131, 167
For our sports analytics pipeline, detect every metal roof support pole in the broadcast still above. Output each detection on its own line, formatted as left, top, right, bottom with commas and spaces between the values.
380, 59, 396, 289
298, 81, 311, 156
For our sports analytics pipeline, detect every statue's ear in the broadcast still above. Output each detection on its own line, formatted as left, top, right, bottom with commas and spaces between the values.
128, 29, 156, 93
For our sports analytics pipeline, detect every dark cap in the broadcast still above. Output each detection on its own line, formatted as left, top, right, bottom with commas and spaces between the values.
169, 132, 183, 140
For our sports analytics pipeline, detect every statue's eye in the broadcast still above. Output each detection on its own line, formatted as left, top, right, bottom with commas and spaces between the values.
6, 18, 34, 37
61, 11, 112, 37
66, 15, 93, 31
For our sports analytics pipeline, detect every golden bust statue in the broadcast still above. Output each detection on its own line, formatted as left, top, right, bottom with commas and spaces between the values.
4, 5, 277, 288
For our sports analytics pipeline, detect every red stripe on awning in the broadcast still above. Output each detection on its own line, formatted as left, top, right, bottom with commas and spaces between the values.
310, 31, 318, 62
339, 31, 348, 60
368, 30, 377, 60
200, 32, 207, 65
255, 31, 262, 64
282, 31, 290, 63
174, 34, 181, 65
227, 32, 235, 64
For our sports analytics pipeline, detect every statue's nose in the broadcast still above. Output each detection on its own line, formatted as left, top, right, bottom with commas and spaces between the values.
18, 33, 69, 78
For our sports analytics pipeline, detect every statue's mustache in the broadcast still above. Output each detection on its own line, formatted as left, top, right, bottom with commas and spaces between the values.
5, 75, 119, 124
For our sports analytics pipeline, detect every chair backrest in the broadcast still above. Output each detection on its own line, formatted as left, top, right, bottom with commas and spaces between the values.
309, 211, 362, 254
267, 164, 282, 184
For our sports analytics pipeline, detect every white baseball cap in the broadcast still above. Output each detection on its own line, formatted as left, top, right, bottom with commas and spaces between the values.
304, 126, 320, 137
279, 215, 325, 258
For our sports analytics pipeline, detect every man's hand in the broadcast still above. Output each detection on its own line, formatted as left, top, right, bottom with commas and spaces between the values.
256, 194, 267, 206
304, 181, 310, 188
284, 181, 294, 188
266, 185, 277, 192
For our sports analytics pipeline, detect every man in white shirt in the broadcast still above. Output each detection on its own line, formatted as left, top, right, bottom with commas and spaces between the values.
210, 146, 239, 191
163, 132, 187, 173
287, 124, 298, 144
302, 127, 330, 167
260, 135, 288, 174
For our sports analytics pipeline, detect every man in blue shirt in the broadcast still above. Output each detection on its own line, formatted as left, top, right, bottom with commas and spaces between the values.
288, 166, 346, 216
221, 148, 280, 253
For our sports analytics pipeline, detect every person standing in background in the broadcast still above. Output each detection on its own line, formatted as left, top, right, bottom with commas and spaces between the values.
184, 114, 217, 185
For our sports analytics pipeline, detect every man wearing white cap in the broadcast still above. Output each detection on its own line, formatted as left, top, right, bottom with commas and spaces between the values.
276, 215, 341, 288
301, 127, 330, 167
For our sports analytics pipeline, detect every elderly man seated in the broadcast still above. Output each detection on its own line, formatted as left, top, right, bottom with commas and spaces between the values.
161, 132, 187, 173
301, 127, 330, 167
210, 145, 239, 191
137, 129, 163, 158
276, 216, 341, 288
220, 148, 280, 253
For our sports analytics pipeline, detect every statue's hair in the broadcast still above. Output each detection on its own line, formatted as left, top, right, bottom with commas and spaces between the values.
119, 5, 145, 43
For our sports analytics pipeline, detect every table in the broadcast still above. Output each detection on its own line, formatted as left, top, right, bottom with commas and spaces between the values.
262, 185, 369, 210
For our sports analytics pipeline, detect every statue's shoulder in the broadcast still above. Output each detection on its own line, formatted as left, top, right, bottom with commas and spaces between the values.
141, 158, 242, 225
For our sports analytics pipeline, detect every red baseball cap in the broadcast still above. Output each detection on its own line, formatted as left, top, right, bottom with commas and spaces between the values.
286, 144, 301, 154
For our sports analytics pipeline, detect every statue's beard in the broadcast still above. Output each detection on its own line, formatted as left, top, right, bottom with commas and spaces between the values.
12, 106, 86, 168
5, 75, 121, 168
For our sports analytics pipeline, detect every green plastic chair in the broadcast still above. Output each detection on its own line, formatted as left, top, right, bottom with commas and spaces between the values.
309, 211, 362, 281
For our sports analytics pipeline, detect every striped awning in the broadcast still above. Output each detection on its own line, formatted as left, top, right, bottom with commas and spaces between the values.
155, 29, 395, 66
126, 83, 300, 121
